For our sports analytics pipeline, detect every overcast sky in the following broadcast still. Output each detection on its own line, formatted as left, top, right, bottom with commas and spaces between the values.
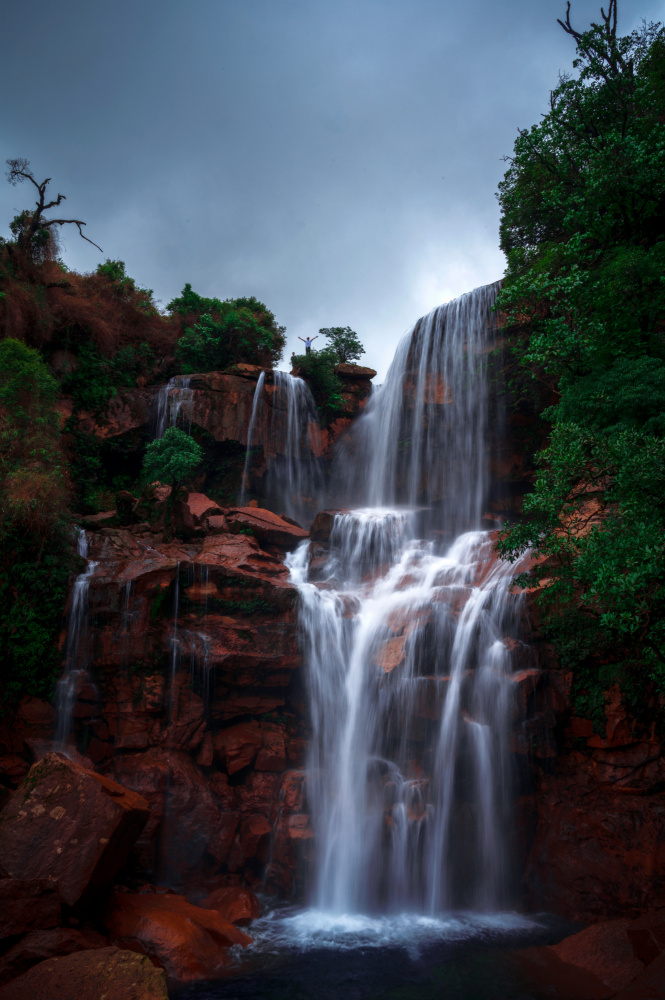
2, 0, 661, 379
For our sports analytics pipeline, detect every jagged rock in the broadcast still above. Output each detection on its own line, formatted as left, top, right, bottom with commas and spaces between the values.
104, 892, 251, 982
0, 947, 167, 1000
0, 928, 107, 986
309, 509, 343, 544
226, 506, 309, 551
199, 886, 260, 926
213, 722, 263, 775
0, 879, 60, 940
0, 753, 150, 906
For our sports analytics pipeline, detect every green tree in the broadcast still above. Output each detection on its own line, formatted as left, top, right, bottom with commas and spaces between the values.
142, 427, 203, 493
0, 339, 74, 701
292, 346, 343, 422
496, 0, 665, 696
320, 326, 365, 365
169, 285, 285, 371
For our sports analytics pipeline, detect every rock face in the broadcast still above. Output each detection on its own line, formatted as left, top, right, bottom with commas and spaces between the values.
0, 947, 168, 1000
516, 590, 665, 922
44, 512, 309, 896
104, 892, 251, 982
0, 753, 150, 906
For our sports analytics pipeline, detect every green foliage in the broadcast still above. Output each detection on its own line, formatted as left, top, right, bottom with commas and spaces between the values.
0, 340, 74, 702
496, 6, 665, 699
320, 325, 365, 364
169, 285, 285, 371
62, 342, 156, 414
142, 426, 203, 491
293, 346, 343, 421
95, 258, 154, 306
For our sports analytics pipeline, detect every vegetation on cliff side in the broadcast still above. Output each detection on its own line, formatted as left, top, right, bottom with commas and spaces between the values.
496, 1, 665, 704
0, 163, 287, 701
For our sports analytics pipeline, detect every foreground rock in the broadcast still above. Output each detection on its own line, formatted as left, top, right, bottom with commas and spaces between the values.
511, 911, 665, 999
0, 753, 150, 906
0, 947, 167, 1000
0, 928, 107, 986
105, 891, 251, 982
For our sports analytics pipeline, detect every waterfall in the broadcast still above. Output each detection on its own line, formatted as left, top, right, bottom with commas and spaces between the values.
267, 372, 324, 524
154, 376, 193, 438
288, 283, 529, 914
55, 529, 98, 749
337, 281, 499, 535
239, 370, 266, 504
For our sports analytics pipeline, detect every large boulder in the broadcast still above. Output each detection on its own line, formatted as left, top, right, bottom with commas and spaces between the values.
0, 947, 167, 1000
104, 892, 251, 982
225, 506, 308, 551
0, 753, 150, 906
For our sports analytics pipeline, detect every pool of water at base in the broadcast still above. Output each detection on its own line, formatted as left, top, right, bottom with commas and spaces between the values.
173, 908, 576, 1000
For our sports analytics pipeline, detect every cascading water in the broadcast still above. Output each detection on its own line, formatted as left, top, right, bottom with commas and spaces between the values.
55, 529, 98, 749
239, 370, 266, 505
238, 371, 323, 523
288, 283, 530, 915
154, 376, 193, 438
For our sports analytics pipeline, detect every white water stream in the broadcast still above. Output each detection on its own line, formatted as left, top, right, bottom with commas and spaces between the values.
55, 529, 98, 749
288, 283, 528, 913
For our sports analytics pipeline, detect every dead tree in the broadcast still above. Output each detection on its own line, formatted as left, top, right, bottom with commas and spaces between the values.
6, 158, 103, 256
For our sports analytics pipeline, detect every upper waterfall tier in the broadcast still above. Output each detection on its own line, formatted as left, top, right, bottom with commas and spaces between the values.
335, 282, 500, 535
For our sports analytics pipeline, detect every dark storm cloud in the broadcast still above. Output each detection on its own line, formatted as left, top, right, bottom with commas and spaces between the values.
1, 0, 661, 377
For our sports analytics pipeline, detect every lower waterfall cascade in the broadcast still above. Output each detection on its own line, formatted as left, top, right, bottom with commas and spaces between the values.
289, 282, 533, 914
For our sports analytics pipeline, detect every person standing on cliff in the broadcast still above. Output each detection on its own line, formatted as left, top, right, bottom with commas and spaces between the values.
299, 334, 318, 354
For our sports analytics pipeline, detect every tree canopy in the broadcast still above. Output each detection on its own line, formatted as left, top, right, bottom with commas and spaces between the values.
320, 326, 365, 365
169, 285, 286, 372
496, 0, 665, 703
142, 426, 203, 492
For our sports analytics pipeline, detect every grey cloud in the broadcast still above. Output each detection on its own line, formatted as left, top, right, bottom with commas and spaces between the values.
1, 0, 661, 377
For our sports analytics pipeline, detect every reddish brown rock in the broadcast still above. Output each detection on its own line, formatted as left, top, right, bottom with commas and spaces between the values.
240, 814, 272, 859
199, 886, 260, 926
0, 928, 107, 986
551, 919, 645, 993
214, 722, 263, 775
0, 879, 60, 940
255, 725, 287, 772
226, 507, 309, 551
104, 749, 221, 883
0, 754, 29, 787
0, 946, 167, 1000
0, 753, 149, 907
105, 892, 251, 982
612, 951, 665, 999
373, 635, 407, 674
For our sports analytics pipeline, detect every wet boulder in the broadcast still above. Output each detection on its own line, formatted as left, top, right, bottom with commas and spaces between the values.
198, 886, 260, 926
0, 947, 167, 1000
0, 752, 150, 906
225, 506, 308, 551
104, 891, 251, 982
